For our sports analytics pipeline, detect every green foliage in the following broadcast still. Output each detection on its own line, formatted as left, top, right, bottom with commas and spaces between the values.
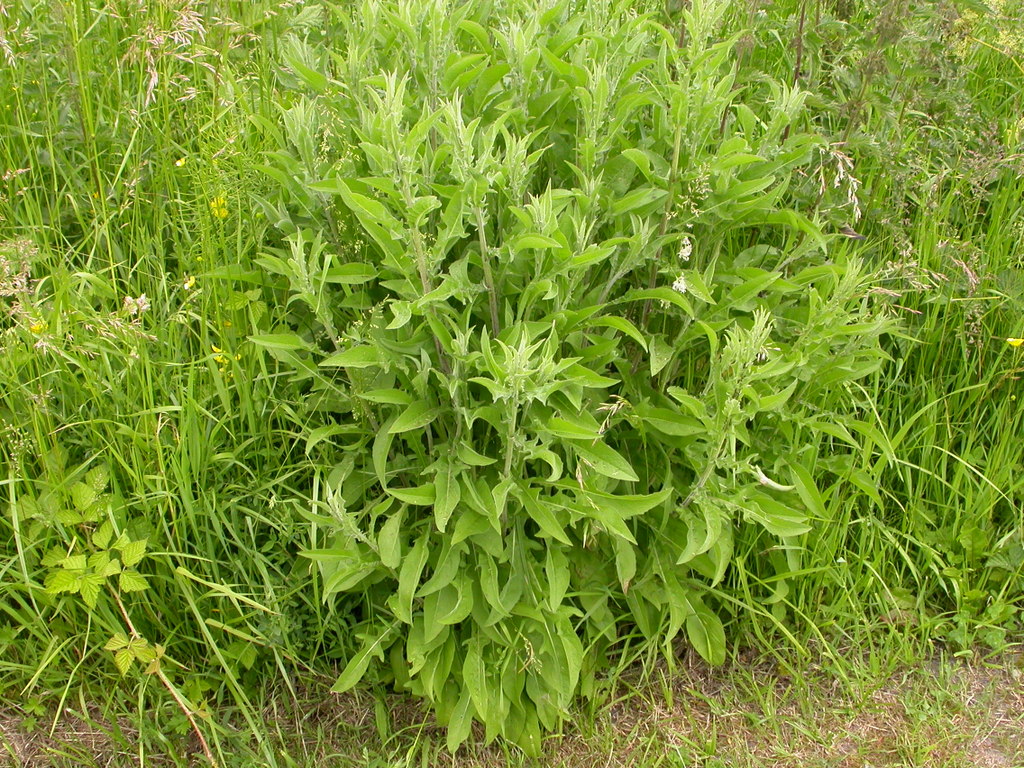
236, 0, 892, 750
1, 0, 1023, 762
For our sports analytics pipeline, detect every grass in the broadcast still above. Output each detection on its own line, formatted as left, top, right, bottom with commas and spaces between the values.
3, 649, 1023, 766
1, 0, 1023, 764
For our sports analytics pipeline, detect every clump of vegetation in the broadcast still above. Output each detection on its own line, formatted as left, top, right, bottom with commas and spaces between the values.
0, 0, 1021, 764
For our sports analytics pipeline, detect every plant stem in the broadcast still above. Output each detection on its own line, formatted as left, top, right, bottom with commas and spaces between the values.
111, 590, 217, 768
475, 207, 501, 336
640, 125, 683, 328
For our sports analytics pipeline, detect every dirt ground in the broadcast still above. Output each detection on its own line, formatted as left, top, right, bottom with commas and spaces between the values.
2, 651, 1022, 767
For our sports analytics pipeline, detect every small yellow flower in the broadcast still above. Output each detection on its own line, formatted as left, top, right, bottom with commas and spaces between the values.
175, 157, 187, 167
29, 321, 46, 334
211, 345, 223, 354
183, 275, 196, 291
1008, 338, 1024, 348
209, 196, 228, 219
222, 320, 232, 328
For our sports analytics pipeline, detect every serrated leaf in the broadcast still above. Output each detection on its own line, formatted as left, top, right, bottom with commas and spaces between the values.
63, 554, 88, 571
114, 648, 135, 675
87, 551, 110, 572
92, 520, 114, 550
86, 465, 109, 493
79, 574, 104, 607
388, 401, 439, 433
225, 291, 250, 310
41, 547, 66, 568
55, 507, 82, 526
119, 571, 149, 593
133, 641, 157, 664
119, 539, 147, 568
46, 570, 79, 594
70, 482, 97, 512
104, 633, 130, 651
17, 496, 40, 519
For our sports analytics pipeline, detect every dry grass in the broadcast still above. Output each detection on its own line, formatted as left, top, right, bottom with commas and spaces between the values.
3, 651, 1022, 767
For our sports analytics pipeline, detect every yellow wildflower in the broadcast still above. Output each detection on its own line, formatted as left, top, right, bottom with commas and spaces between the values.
183, 275, 196, 291
175, 157, 187, 167
29, 321, 46, 334
1008, 338, 1024, 348
209, 196, 228, 219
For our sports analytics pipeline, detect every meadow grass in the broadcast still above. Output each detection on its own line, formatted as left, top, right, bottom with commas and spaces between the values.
1, 0, 1023, 765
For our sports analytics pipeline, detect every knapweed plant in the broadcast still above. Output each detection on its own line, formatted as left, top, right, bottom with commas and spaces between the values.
241, 0, 891, 751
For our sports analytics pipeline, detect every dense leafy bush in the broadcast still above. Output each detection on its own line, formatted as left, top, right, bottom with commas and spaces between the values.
243, 0, 891, 750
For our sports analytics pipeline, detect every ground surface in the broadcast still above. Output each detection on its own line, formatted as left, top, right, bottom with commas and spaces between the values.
2, 650, 1022, 767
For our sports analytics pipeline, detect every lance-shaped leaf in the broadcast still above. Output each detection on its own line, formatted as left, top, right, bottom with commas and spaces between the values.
394, 532, 430, 624
331, 624, 395, 693
432, 459, 461, 532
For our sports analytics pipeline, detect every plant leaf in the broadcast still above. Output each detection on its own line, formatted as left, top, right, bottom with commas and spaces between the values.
331, 625, 393, 693
686, 597, 727, 666
389, 401, 439, 433
573, 441, 638, 482
320, 346, 381, 368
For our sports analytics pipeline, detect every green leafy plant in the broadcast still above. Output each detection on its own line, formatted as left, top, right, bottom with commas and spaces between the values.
236, 0, 893, 752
